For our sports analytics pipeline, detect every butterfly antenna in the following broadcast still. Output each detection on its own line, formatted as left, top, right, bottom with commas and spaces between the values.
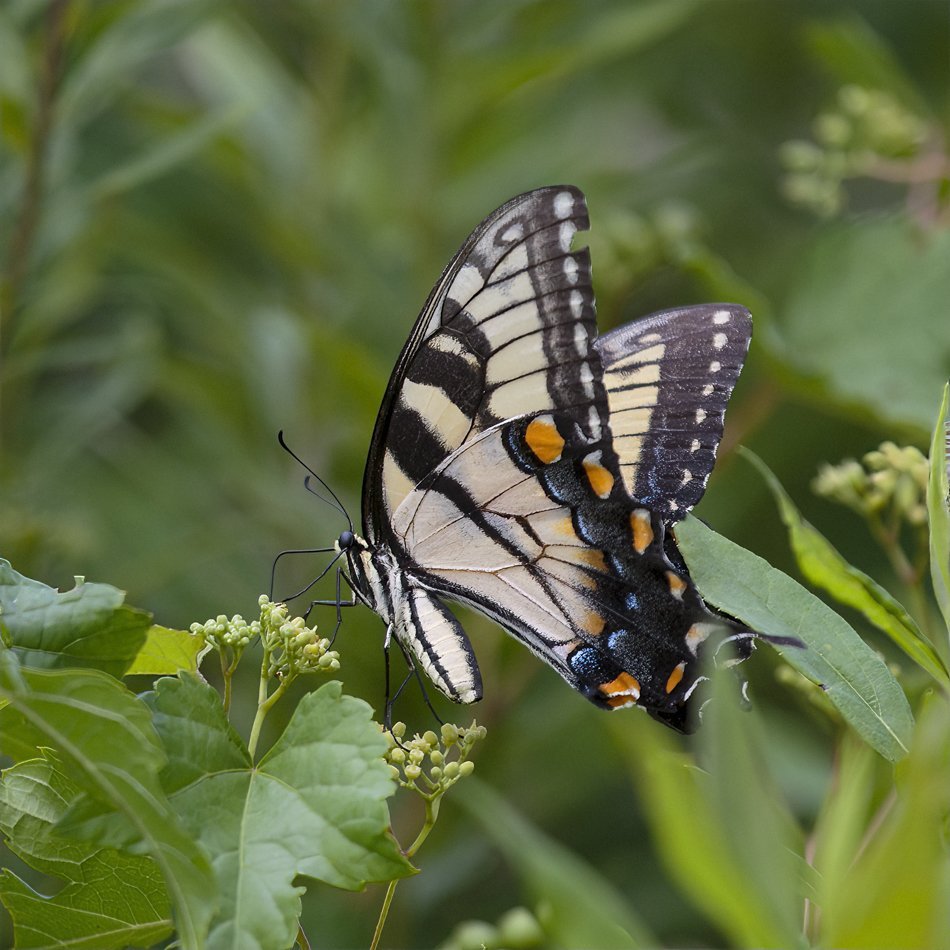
277, 430, 353, 532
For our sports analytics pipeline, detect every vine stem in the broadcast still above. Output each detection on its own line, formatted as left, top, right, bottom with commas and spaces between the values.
369, 795, 441, 950
247, 649, 293, 760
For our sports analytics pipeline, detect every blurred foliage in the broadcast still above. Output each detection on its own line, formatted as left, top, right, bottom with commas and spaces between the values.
1, 1, 949, 947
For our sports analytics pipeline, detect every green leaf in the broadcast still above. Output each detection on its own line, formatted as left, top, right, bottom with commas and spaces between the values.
0, 646, 216, 948
159, 679, 412, 950
457, 779, 652, 949
0, 560, 149, 677
0, 753, 172, 949
822, 697, 950, 948
928, 382, 950, 639
675, 516, 914, 761
611, 703, 806, 949
744, 448, 949, 685
143, 674, 251, 793
127, 625, 207, 677
778, 217, 950, 430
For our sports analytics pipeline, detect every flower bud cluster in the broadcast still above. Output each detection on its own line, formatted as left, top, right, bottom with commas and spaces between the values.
813, 441, 928, 526
190, 613, 260, 651
780, 85, 928, 217
384, 720, 486, 797
258, 595, 340, 679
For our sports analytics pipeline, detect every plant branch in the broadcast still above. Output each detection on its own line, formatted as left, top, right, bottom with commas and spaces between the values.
1, 0, 70, 329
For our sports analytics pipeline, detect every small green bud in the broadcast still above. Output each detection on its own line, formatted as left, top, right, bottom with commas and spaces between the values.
443, 761, 460, 779
452, 920, 498, 950
391, 722, 407, 739
440, 723, 459, 744
409, 748, 425, 765
839, 84, 870, 116
429, 766, 442, 780
779, 139, 824, 172
497, 906, 544, 948
404, 764, 421, 781
422, 730, 439, 749
429, 749, 444, 767
390, 748, 406, 764
814, 112, 851, 148
459, 760, 475, 777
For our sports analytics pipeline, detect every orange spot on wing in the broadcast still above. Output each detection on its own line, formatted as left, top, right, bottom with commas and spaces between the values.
665, 661, 686, 694
666, 571, 687, 599
583, 459, 614, 498
525, 416, 564, 464
582, 612, 606, 636
630, 509, 654, 553
600, 672, 641, 705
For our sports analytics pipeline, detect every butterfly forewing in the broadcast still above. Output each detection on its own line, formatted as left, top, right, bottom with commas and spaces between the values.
362, 186, 606, 545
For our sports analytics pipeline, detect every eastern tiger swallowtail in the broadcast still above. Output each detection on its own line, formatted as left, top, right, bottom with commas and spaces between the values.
335, 186, 755, 732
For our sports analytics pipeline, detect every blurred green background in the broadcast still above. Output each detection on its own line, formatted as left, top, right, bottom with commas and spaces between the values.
1, 1, 948, 947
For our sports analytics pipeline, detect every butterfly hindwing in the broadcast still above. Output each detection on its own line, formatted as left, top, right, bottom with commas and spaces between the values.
390, 409, 746, 728
596, 304, 751, 521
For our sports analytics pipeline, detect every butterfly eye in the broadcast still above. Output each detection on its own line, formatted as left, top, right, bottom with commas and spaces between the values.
338, 530, 355, 550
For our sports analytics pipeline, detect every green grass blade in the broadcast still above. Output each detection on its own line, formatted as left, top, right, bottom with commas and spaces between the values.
927, 382, 950, 644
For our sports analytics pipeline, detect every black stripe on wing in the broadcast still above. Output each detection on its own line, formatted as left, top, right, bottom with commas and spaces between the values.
595, 304, 751, 521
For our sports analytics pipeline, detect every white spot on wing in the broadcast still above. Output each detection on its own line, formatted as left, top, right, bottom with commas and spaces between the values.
554, 191, 574, 219
580, 362, 595, 398
563, 254, 578, 283
573, 323, 587, 354
713, 333, 728, 350
587, 405, 602, 441
501, 223, 524, 242
559, 222, 576, 253
570, 289, 584, 318
710, 360, 721, 373
713, 310, 732, 325
690, 439, 701, 453
695, 408, 707, 424
702, 384, 714, 396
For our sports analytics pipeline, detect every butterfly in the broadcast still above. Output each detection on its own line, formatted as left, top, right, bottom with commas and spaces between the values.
334, 186, 755, 732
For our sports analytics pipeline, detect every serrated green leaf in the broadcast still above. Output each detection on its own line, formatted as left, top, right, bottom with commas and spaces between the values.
0, 646, 216, 948
457, 779, 652, 949
0, 559, 149, 677
164, 680, 411, 950
127, 625, 207, 677
744, 449, 949, 685
611, 708, 804, 949
822, 697, 950, 948
0, 753, 172, 949
675, 516, 914, 761
144, 674, 250, 793
928, 383, 950, 641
